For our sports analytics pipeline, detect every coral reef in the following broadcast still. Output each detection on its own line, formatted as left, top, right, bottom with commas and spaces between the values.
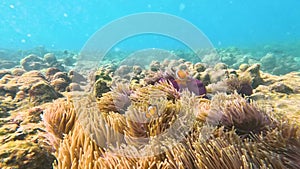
44, 53, 57, 65
0, 106, 55, 169
29, 82, 63, 105
217, 47, 300, 75
0, 60, 18, 69
1, 48, 300, 169
40, 60, 300, 168
0, 66, 87, 168
20, 54, 47, 71
20, 53, 65, 72
0, 67, 87, 108
252, 72, 300, 124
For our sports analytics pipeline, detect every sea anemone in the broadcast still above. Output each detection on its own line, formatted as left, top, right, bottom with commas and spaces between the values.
45, 88, 300, 169
225, 72, 253, 96
42, 98, 77, 150
42, 60, 300, 169
130, 80, 180, 105
252, 120, 300, 168
53, 123, 105, 169
97, 83, 132, 114
207, 92, 273, 138
144, 68, 207, 97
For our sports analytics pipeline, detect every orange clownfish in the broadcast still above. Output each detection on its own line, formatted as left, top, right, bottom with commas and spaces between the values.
175, 69, 190, 87
145, 105, 158, 119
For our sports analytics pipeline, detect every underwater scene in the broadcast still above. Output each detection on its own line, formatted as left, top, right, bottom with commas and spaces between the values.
1, 1, 300, 169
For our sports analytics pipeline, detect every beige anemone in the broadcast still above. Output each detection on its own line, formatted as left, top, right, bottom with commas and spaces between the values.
42, 98, 76, 150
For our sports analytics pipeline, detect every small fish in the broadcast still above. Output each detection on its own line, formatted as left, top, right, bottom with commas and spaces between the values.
174, 69, 206, 96
176, 69, 189, 80
145, 105, 158, 119
175, 69, 190, 86
158, 68, 207, 97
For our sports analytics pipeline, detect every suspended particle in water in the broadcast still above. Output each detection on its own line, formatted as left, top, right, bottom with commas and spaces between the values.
114, 47, 120, 52
179, 3, 185, 11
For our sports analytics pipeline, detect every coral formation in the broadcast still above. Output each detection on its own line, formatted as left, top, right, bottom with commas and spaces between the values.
29, 82, 63, 105
50, 78, 70, 92
0, 106, 55, 169
20, 54, 47, 71
93, 78, 111, 98
44, 53, 57, 65
20, 53, 65, 72
45, 67, 61, 81
0, 67, 87, 109
217, 46, 300, 75
0, 60, 18, 69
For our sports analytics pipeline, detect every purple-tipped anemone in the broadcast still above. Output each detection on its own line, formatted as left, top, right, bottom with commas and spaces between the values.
159, 76, 206, 97
187, 78, 206, 96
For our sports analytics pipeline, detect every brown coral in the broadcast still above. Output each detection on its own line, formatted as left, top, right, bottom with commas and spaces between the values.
29, 81, 63, 105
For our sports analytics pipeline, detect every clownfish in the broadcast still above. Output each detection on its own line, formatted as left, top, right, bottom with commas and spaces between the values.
173, 69, 207, 96
145, 105, 158, 119
175, 69, 190, 88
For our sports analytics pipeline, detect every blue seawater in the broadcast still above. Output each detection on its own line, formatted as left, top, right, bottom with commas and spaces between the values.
1, 0, 300, 51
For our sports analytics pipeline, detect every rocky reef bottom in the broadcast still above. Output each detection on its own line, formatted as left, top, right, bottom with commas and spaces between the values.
0, 47, 300, 169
